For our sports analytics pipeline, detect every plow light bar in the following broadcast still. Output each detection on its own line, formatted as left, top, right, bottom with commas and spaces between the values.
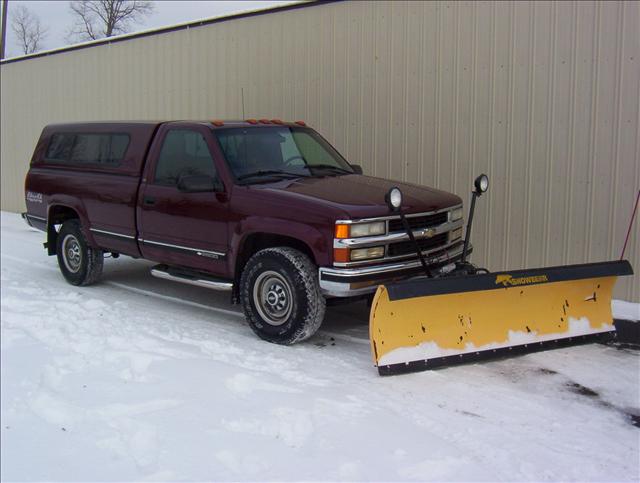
474, 174, 489, 194
386, 187, 403, 211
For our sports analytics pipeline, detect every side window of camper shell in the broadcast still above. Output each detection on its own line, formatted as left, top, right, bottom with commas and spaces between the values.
45, 133, 130, 165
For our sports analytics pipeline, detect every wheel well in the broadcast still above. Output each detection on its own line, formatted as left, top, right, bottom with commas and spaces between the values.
49, 205, 80, 225
232, 233, 317, 302
46, 205, 80, 255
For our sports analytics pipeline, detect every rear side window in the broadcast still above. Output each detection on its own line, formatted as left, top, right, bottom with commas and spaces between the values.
45, 133, 129, 165
153, 129, 218, 186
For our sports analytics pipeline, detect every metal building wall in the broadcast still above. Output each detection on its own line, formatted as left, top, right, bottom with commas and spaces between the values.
1, 0, 638, 300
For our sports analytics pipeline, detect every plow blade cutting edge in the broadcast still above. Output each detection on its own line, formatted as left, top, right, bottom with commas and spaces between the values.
370, 260, 633, 375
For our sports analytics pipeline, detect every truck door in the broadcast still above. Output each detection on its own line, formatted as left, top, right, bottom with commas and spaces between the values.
137, 124, 229, 276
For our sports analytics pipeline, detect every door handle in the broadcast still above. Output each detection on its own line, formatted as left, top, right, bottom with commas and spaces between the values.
143, 196, 156, 206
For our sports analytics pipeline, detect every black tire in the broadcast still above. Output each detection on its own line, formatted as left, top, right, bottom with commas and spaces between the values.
56, 219, 104, 286
240, 247, 326, 344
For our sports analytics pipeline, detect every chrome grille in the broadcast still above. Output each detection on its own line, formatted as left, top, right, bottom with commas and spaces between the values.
387, 232, 448, 257
388, 211, 448, 233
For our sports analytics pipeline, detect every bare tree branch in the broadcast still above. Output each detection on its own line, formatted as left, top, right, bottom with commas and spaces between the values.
67, 0, 154, 42
11, 5, 48, 55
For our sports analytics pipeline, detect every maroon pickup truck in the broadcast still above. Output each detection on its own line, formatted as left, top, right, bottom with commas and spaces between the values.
23, 120, 468, 344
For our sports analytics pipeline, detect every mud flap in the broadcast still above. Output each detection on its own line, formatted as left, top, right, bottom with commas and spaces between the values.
370, 260, 633, 375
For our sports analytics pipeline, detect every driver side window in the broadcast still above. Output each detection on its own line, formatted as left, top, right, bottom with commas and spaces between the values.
154, 129, 218, 186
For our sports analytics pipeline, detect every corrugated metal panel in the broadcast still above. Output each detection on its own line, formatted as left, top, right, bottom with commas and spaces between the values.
1, 0, 638, 300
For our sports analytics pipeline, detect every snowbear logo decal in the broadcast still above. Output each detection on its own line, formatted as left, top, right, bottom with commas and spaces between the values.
495, 274, 549, 287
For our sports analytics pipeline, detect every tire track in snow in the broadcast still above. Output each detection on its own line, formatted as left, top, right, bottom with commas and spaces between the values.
1, 253, 371, 348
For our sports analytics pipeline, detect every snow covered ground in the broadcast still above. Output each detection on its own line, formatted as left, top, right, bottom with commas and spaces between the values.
1, 211, 638, 482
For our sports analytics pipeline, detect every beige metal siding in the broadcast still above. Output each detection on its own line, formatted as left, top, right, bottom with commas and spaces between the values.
1, 0, 638, 300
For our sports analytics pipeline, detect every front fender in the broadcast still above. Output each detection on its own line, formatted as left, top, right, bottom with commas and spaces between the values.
229, 216, 332, 274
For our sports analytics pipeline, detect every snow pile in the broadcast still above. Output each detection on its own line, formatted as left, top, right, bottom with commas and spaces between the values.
613, 299, 640, 322
1, 212, 639, 481
378, 318, 615, 367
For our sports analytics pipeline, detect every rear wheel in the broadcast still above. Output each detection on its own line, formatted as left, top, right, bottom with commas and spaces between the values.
240, 247, 326, 344
56, 219, 104, 286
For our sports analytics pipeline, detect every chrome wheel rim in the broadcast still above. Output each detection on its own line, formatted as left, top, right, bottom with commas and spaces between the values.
62, 234, 82, 273
253, 271, 293, 326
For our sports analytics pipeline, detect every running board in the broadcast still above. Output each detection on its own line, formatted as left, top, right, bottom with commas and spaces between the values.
150, 264, 233, 291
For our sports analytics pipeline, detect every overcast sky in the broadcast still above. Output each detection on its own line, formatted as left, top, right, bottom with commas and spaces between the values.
2, 0, 297, 58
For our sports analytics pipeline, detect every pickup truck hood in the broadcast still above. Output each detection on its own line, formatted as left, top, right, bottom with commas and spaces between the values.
257, 174, 462, 219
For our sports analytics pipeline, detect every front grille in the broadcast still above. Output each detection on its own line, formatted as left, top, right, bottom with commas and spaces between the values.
387, 232, 448, 257
388, 211, 448, 233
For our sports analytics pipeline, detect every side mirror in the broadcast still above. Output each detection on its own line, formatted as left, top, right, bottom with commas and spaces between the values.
350, 164, 363, 175
177, 174, 222, 193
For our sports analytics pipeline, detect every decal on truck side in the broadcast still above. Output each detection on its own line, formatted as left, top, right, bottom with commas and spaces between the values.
26, 191, 43, 203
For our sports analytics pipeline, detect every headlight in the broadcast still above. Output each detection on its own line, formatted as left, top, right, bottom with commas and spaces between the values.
350, 246, 385, 261
349, 221, 386, 238
450, 207, 463, 221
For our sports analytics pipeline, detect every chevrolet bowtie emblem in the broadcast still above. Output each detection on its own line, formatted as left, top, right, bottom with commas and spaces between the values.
419, 228, 436, 238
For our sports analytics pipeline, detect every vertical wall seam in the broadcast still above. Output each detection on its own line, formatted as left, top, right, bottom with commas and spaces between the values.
358, 4, 365, 167
372, 4, 379, 177
387, 1, 394, 180
470, 0, 478, 189
435, 2, 442, 188
524, 2, 536, 265
504, 1, 516, 268
563, 1, 579, 263
345, 3, 351, 158
332, 6, 337, 144
585, 2, 602, 260
417, 1, 427, 186
402, 2, 410, 182
452, 1, 460, 194
607, 2, 625, 259
485, 0, 497, 264
542, 1, 557, 264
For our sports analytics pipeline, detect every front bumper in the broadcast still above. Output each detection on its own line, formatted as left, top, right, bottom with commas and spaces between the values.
319, 241, 471, 297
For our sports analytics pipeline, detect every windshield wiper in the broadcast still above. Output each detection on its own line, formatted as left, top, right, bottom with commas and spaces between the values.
236, 170, 311, 183
308, 164, 353, 174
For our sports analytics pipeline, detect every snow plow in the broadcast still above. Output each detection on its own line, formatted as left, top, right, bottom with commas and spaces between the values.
370, 176, 634, 375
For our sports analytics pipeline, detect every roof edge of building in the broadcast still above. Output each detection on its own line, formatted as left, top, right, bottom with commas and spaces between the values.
0, 0, 340, 66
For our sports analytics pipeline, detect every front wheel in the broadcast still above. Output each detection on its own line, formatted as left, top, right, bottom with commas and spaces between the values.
240, 247, 326, 344
56, 219, 104, 286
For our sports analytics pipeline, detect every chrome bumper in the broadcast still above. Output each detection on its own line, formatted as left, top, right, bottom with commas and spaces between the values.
319, 242, 470, 297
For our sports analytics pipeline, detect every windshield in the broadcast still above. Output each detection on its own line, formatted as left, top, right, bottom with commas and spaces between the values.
214, 126, 354, 183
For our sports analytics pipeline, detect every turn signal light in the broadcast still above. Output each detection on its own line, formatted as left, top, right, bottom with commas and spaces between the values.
246, 119, 258, 124
335, 224, 349, 239
333, 247, 350, 263
211, 120, 224, 126
271, 119, 283, 124
259, 119, 271, 124
294, 120, 306, 126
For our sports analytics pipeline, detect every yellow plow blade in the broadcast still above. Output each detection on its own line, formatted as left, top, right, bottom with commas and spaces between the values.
370, 260, 633, 375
